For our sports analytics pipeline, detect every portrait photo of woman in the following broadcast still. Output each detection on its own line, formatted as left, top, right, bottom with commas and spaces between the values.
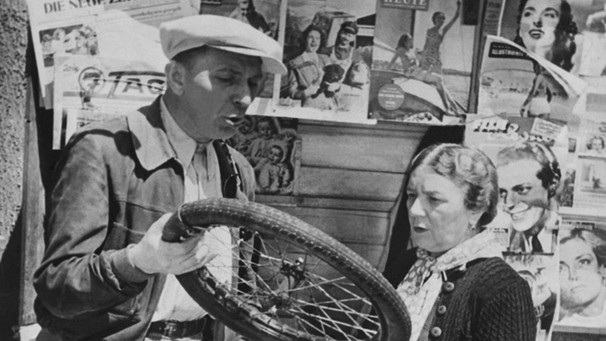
281, 24, 331, 103
511, 0, 578, 118
557, 228, 606, 329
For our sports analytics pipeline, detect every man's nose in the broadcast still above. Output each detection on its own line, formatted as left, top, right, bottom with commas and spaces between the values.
233, 82, 253, 110
504, 192, 519, 209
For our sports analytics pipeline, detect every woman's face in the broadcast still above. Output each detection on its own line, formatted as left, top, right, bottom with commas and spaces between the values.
406, 166, 480, 253
305, 30, 321, 53
519, 0, 561, 54
559, 238, 606, 311
592, 137, 604, 151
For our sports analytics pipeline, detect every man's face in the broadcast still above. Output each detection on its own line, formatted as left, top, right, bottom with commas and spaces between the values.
336, 30, 355, 49
176, 48, 263, 142
497, 159, 550, 232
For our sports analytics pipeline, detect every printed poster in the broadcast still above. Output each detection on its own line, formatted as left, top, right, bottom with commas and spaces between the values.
369, 0, 478, 125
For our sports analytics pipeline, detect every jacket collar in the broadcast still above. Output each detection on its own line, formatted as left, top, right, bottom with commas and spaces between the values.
126, 96, 177, 171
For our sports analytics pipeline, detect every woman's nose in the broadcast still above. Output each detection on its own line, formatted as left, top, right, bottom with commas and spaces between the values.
409, 198, 425, 217
533, 16, 543, 27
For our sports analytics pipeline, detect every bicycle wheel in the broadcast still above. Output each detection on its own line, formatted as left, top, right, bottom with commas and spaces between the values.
162, 198, 411, 341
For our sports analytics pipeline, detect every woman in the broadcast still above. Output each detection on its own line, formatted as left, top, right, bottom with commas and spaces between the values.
386, 32, 465, 116
387, 32, 418, 73
558, 228, 606, 328
282, 25, 331, 103
514, 0, 578, 117
387, 144, 536, 341
514, 0, 577, 72
418, 1, 461, 74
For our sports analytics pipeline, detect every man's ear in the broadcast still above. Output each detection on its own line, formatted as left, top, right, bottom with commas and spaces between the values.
165, 61, 186, 96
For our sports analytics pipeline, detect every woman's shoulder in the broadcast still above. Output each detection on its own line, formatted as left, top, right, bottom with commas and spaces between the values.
467, 257, 528, 292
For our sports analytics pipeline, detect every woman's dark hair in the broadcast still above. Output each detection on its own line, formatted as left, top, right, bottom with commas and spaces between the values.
432, 11, 445, 25
514, 0, 578, 71
396, 32, 413, 50
408, 143, 499, 227
587, 135, 606, 150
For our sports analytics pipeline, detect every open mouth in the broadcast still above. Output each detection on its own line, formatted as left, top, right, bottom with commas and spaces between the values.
227, 116, 244, 126
528, 29, 543, 39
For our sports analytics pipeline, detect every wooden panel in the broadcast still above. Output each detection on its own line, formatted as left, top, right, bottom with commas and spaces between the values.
271, 206, 390, 245
344, 243, 387, 270
295, 166, 405, 201
298, 120, 426, 173
301, 133, 418, 173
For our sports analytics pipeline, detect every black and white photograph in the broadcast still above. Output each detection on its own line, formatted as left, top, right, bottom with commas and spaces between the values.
275, 0, 373, 122
369, 0, 477, 124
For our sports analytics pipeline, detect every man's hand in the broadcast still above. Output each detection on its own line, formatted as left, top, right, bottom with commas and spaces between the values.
128, 213, 220, 275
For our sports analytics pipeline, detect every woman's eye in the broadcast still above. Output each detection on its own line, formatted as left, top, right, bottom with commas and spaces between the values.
579, 258, 592, 266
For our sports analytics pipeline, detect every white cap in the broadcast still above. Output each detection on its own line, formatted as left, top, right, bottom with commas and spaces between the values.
159, 15, 286, 75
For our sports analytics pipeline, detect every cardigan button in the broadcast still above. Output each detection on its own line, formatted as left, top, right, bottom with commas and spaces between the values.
437, 305, 447, 315
430, 326, 443, 338
443, 282, 455, 292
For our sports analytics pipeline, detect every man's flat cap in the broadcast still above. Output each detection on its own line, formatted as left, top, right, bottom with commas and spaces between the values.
160, 15, 286, 75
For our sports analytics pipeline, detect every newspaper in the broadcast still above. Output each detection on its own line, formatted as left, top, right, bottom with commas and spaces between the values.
368, 0, 478, 125
476, 35, 586, 123
26, 0, 194, 109
269, 0, 375, 123
53, 54, 165, 148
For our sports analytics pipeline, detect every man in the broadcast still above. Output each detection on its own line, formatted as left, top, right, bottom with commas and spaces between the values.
319, 20, 363, 80
496, 141, 561, 253
33, 15, 286, 340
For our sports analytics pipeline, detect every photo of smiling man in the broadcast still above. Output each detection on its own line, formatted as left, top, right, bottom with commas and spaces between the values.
496, 141, 561, 253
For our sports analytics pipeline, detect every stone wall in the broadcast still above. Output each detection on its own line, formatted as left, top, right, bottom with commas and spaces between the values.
0, 0, 29, 339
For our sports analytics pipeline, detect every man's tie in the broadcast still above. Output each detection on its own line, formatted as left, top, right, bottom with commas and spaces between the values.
531, 234, 543, 253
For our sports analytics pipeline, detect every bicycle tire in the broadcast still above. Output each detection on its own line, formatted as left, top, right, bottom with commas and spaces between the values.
162, 198, 411, 341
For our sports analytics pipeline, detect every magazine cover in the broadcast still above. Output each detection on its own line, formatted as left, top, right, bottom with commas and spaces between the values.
369, 0, 478, 125
497, 0, 606, 120
465, 115, 571, 255
271, 0, 375, 123
476, 35, 586, 123
551, 223, 606, 336
504, 253, 559, 341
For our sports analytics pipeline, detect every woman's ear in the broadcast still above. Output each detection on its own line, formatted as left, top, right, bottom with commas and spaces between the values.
468, 210, 483, 229
165, 61, 186, 96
